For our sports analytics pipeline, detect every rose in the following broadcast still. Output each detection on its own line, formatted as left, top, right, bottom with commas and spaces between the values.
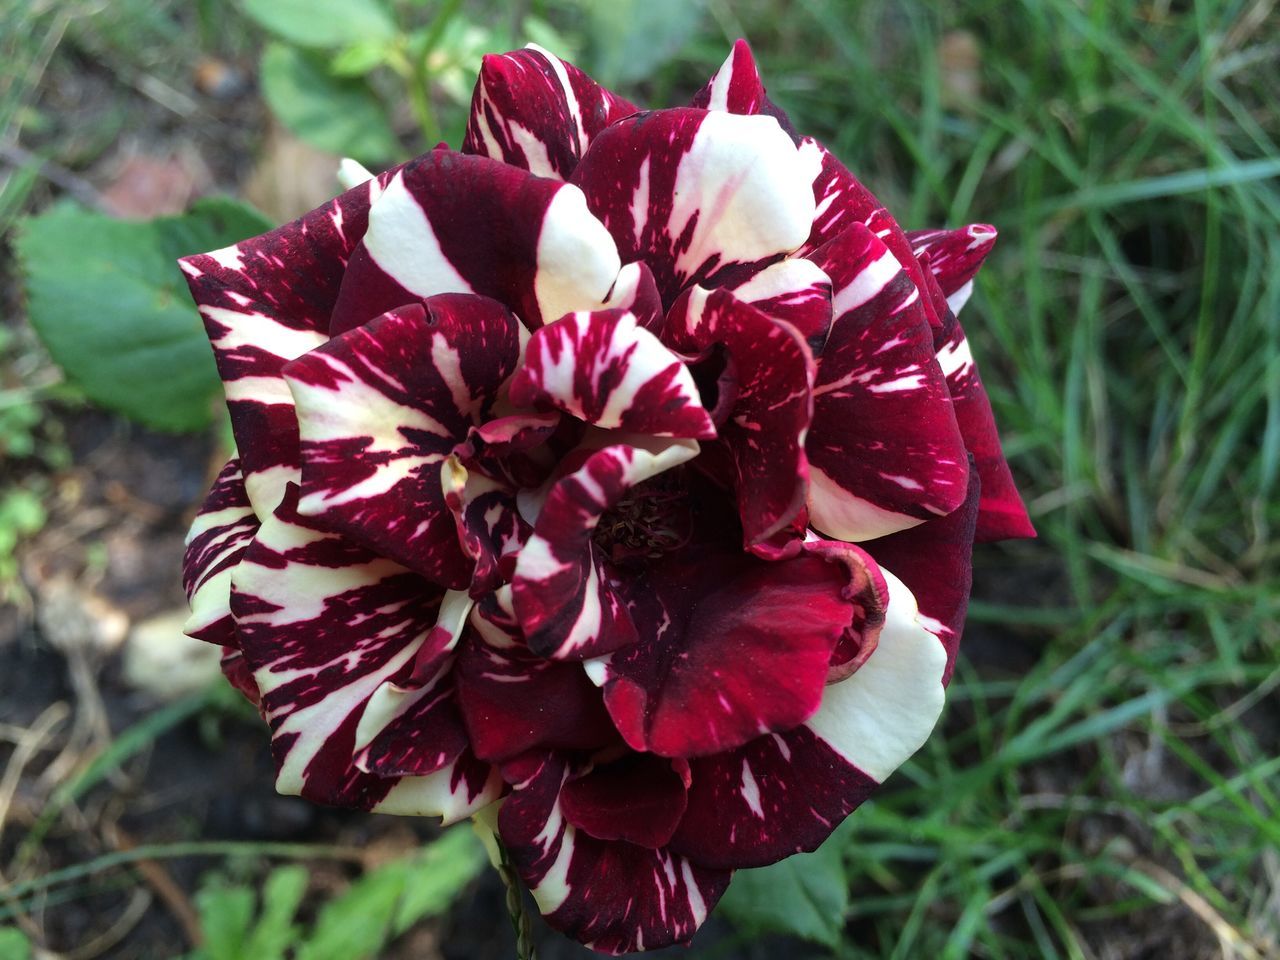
180, 39, 1033, 954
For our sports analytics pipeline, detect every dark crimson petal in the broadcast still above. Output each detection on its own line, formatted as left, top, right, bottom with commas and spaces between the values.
179, 171, 397, 516
463, 44, 638, 181
455, 615, 619, 763
183, 458, 259, 646
665, 287, 813, 544
724, 257, 833, 353
596, 540, 865, 759
559, 752, 688, 849
283, 295, 520, 589
511, 439, 698, 660
230, 484, 501, 818
798, 139, 947, 327
805, 223, 969, 541
805, 538, 889, 684
688, 38, 800, 140
570, 108, 816, 305
220, 647, 261, 706
509, 308, 715, 439
870, 460, 979, 684
669, 569, 946, 869
329, 150, 620, 334
907, 223, 998, 315
498, 753, 729, 954
928, 279, 1036, 541
601, 261, 663, 333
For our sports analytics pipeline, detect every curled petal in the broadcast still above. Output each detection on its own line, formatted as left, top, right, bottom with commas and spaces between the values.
805, 223, 969, 540
724, 257, 833, 353
596, 540, 871, 758
689, 38, 799, 139
601, 261, 664, 333
559, 752, 688, 849
509, 308, 715, 439
511, 438, 699, 660
908, 223, 998, 316
670, 568, 944, 869
666, 287, 813, 544
183, 458, 258, 646
284, 296, 520, 589
179, 171, 396, 515
498, 753, 729, 955
463, 45, 638, 181
571, 108, 816, 304
330, 150, 620, 334
230, 485, 501, 819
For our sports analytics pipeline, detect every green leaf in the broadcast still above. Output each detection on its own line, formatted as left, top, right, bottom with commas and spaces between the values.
581, 0, 706, 85
329, 38, 394, 77
239, 0, 395, 48
195, 882, 256, 960
0, 928, 32, 960
390, 826, 486, 934
260, 43, 400, 163
14, 198, 273, 432
244, 865, 308, 958
716, 821, 853, 948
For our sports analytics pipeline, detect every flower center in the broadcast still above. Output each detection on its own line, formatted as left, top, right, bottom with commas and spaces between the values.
592, 471, 693, 562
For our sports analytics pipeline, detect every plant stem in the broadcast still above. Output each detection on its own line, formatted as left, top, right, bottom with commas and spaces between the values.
495, 840, 537, 960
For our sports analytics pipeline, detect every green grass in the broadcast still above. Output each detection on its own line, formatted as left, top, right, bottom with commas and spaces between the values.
2, 0, 1277, 957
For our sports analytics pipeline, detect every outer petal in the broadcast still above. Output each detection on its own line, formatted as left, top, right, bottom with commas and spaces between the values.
498, 753, 729, 955
689, 38, 799, 140
559, 752, 689, 850
283, 296, 520, 589
179, 172, 395, 516
509, 308, 715, 439
230, 485, 501, 819
908, 223, 998, 316
799, 139, 947, 327
511, 438, 698, 660
463, 45, 638, 181
666, 287, 813, 544
329, 150, 620, 334
805, 223, 969, 541
596, 540, 874, 759
183, 458, 258, 646
669, 568, 945, 869
570, 108, 816, 305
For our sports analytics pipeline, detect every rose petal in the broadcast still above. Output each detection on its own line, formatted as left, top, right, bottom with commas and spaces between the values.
669, 567, 945, 868
283, 295, 520, 589
689, 38, 799, 140
463, 45, 637, 181
723, 257, 833, 353
570, 108, 816, 305
907, 223, 999, 316
230, 484, 501, 818
559, 752, 688, 849
330, 149, 620, 334
509, 308, 715, 439
666, 287, 813, 544
183, 458, 258, 646
601, 261, 664, 333
511, 438, 699, 660
499, 753, 729, 955
805, 223, 969, 540
179, 171, 396, 515
596, 540, 870, 758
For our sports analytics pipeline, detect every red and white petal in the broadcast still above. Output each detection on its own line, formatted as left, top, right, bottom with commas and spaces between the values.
511, 438, 699, 660
594, 540, 869, 759
509, 308, 715, 439
183, 458, 259, 646
179, 172, 395, 516
869, 461, 979, 684
230, 485, 500, 817
689, 38, 799, 140
329, 150, 620, 334
559, 752, 688, 850
570, 108, 817, 304
805, 223, 969, 541
283, 296, 520, 589
601, 261, 664, 333
463, 45, 638, 181
725, 257, 833, 352
907, 223, 998, 315
666, 287, 813, 544
798, 139, 947, 327
670, 567, 944, 869
441, 456, 528, 596
498, 754, 729, 955
932, 308, 1036, 541
220, 647, 261, 706
455, 625, 619, 764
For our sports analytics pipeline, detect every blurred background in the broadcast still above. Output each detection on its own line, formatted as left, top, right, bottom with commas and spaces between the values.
1, 0, 1277, 957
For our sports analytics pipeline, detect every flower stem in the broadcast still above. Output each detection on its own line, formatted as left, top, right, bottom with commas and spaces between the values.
495, 840, 538, 960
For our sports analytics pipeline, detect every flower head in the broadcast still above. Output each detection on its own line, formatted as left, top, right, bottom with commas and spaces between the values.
181, 39, 1032, 954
